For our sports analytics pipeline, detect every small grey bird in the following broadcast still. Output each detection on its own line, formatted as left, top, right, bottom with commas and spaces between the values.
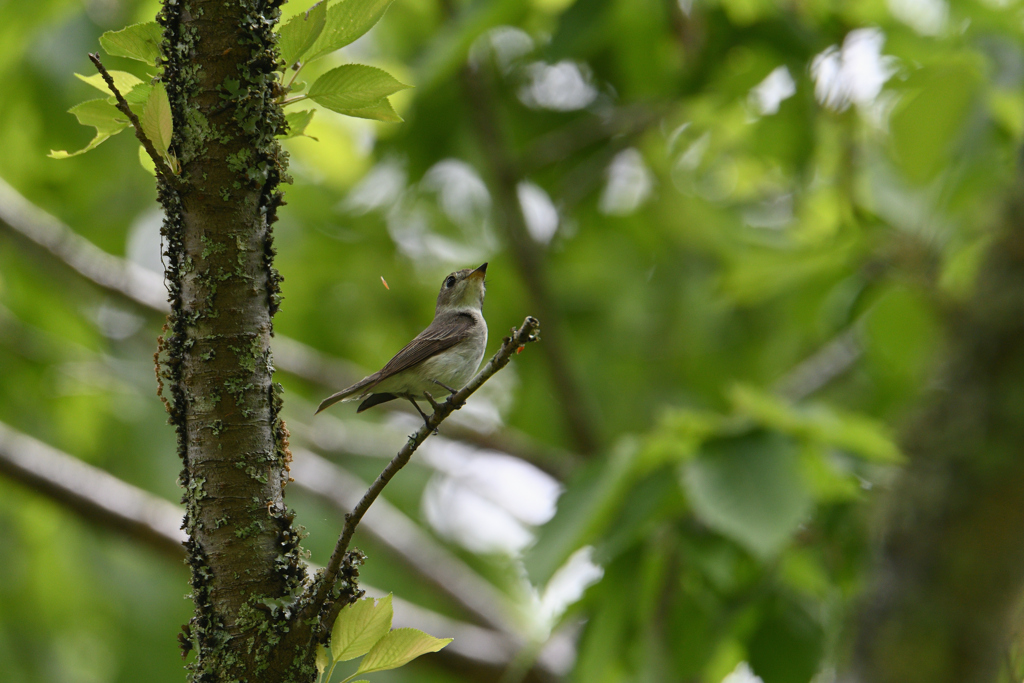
316, 263, 489, 427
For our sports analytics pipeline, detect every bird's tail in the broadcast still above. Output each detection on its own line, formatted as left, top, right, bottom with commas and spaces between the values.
315, 374, 378, 414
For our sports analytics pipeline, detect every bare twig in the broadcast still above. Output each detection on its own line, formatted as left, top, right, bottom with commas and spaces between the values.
0, 420, 187, 558
304, 317, 541, 625
88, 53, 178, 187
290, 448, 516, 633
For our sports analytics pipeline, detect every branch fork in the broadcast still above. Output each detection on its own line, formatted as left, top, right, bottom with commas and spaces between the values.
88, 53, 181, 188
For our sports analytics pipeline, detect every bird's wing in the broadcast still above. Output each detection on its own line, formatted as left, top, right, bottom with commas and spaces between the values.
315, 312, 476, 415
375, 311, 476, 381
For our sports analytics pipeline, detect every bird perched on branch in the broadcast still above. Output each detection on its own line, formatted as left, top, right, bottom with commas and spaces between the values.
316, 263, 489, 428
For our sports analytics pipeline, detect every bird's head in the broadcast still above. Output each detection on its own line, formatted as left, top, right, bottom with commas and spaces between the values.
436, 263, 487, 314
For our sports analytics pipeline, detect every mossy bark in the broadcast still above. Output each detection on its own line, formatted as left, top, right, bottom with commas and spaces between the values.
849, 175, 1024, 683
155, 1, 318, 680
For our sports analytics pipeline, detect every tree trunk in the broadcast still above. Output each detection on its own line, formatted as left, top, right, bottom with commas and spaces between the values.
156, 1, 313, 680
847, 173, 1024, 683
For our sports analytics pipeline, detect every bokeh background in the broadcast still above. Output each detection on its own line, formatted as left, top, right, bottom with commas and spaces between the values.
2, 0, 1022, 681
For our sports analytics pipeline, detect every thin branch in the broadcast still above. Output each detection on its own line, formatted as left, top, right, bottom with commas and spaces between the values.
0, 422, 564, 677
774, 327, 862, 402
304, 317, 541, 623
0, 177, 570, 472
460, 63, 600, 455
0, 419, 187, 558
88, 53, 179, 187
290, 447, 517, 632
0, 177, 170, 312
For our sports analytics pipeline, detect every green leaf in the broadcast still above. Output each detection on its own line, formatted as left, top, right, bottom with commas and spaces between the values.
331, 97, 402, 122
99, 22, 163, 66
140, 82, 173, 158
75, 71, 143, 97
48, 99, 129, 158
728, 384, 904, 464
889, 53, 983, 182
682, 431, 811, 559
354, 628, 452, 675
124, 82, 154, 107
305, 0, 397, 62
307, 64, 411, 112
331, 594, 393, 662
282, 109, 316, 138
138, 145, 156, 176
315, 645, 330, 675
279, 1, 328, 67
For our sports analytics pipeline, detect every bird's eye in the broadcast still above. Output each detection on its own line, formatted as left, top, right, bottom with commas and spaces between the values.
445, 276, 456, 288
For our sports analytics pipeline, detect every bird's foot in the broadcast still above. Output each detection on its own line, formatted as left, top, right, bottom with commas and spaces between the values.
420, 393, 441, 435
431, 379, 459, 395
407, 398, 437, 435
423, 391, 441, 411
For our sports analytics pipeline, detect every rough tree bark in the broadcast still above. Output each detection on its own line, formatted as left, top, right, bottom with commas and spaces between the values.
846, 170, 1024, 682
155, 1, 326, 680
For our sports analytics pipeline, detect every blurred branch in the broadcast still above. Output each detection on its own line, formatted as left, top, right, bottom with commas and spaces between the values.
0, 176, 570, 474
304, 317, 541, 629
847, 179, 1024, 683
0, 420, 562, 678
519, 104, 664, 175
775, 327, 862, 402
0, 176, 170, 312
460, 63, 601, 455
291, 447, 517, 633
0, 419, 187, 558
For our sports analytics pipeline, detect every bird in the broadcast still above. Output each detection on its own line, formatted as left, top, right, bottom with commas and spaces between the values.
315, 263, 489, 429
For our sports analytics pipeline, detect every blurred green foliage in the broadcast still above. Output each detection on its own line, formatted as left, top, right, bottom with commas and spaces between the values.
2, 0, 1023, 681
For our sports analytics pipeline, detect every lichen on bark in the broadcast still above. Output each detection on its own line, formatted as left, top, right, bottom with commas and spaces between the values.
154, 0, 311, 680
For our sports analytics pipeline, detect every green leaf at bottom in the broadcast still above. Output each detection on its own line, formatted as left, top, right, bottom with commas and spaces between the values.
333, 97, 402, 122
355, 628, 452, 674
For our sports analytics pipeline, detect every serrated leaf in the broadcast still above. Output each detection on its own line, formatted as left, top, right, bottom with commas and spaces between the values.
99, 22, 163, 65
279, 1, 328, 67
49, 99, 129, 158
682, 431, 810, 559
355, 628, 452, 674
281, 109, 316, 138
331, 594, 393, 662
315, 645, 330, 675
306, 0, 396, 62
140, 82, 173, 157
75, 71, 143, 97
333, 97, 402, 122
308, 64, 410, 112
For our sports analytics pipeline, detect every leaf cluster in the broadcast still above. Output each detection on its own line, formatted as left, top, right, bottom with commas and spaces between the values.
52, 0, 410, 168
316, 595, 450, 683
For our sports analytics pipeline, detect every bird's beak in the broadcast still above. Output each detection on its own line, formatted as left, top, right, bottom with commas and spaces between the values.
469, 262, 487, 279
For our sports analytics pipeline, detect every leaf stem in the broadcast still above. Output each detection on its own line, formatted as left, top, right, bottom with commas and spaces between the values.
280, 95, 309, 107
286, 62, 306, 91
